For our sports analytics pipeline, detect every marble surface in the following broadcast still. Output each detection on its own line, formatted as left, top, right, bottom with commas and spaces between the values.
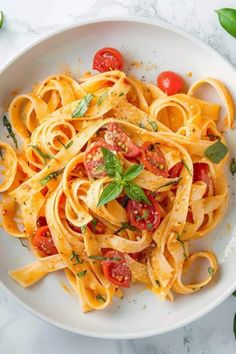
0, 0, 236, 353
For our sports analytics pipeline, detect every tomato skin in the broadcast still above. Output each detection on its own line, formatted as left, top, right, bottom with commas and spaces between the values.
169, 162, 183, 178
193, 163, 212, 196
187, 211, 194, 224
157, 71, 184, 96
33, 226, 58, 256
102, 250, 131, 288
84, 139, 110, 178
93, 47, 124, 73
105, 123, 141, 158
127, 192, 161, 231
141, 142, 168, 177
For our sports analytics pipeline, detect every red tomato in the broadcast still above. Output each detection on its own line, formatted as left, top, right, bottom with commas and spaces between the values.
187, 211, 194, 224
127, 192, 161, 231
33, 226, 58, 256
193, 163, 212, 196
157, 71, 184, 96
102, 250, 131, 288
169, 162, 183, 178
129, 250, 146, 262
104, 123, 141, 158
36, 216, 47, 228
84, 140, 110, 178
93, 47, 124, 73
141, 142, 168, 177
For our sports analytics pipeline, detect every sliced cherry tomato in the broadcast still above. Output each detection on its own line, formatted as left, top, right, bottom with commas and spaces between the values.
104, 123, 141, 158
102, 250, 131, 288
169, 162, 183, 178
193, 163, 212, 197
36, 216, 47, 228
93, 47, 124, 73
157, 71, 184, 96
187, 211, 194, 224
129, 250, 147, 263
141, 142, 168, 177
84, 139, 110, 178
127, 192, 161, 231
33, 226, 58, 256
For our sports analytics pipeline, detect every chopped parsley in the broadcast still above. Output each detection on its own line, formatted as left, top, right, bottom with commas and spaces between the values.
70, 250, 83, 265
96, 294, 106, 303
208, 267, 214, 277
39, 168, 64, 186
77, 270, 87, 277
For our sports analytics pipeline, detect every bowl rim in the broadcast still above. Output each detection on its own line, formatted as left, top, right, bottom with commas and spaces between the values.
0, 16, 235, 340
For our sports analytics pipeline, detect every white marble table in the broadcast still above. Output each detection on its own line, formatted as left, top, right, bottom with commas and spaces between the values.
1, 0, 236, 353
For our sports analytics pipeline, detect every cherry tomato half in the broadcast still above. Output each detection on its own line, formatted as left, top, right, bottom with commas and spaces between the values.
157, 71, 184, 96
102, 250, 131, 288
93, 47, 124, 73
104, 123, 141, 159
33, 226, 58, 256
169, 162, 183, 178
193, 163, 212, 197
141, 142, 168, 177
84, 139, 110, 178
127, 192, 161, 231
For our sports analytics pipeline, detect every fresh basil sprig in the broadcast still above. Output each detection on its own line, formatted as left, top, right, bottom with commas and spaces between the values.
72, 94, 94, 118
97, 148, 150, 207
204, 140, 228, 163
215, 8, 236, 38
3, 115, 18, 149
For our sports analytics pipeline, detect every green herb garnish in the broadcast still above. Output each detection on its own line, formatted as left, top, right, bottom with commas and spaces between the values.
77, 270, 87, 277
215, 8, 236, 38
176, 233, 187, 259
147, 223, 153, 230
181, 159, 192, 176
232, 290, 236, 297
31, 145, 54, 163
64, 140, 73, 150
88, 255, 121, 261
208, 267, 214, 277
204, 140, 228, 163
115, 222, 137, 233
148, 120, 158, 132
230, 158, 236, 176
119, 92, 124, 97
71, 250, 83, 265
97, 148, 149, 207
91, 218, 98, 233
3, 115, 18, 149
0, 11, 4, 29
72, 94, 94, 118
156, 178, 182, 191
96, 294, 106, 303
81, 224, 87, 234
138, 123, 145, 129
39, 168, 64, 186
97, 92, 108, 106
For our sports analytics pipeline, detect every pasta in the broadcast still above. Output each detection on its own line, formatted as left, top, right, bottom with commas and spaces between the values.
0, 65, 233, 312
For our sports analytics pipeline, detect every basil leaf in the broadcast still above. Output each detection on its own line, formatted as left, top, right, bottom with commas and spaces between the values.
230, 158, 236, 176
215, 8, 236, 38
115, 222, 137, 233
123, 164, 144, 181
97, 92, 108, 105
3, 115, 18, 149
124, 181, 151, 204
234, 313, 236, 339
77, 270, 87, 277
31, 145, 54, 163
0, 10, 4, 29
64, 140, 73, 150
204, 140, 228, 163
89, 255, 121, 261
148, 120, 158, 132
208, 267, 214, 277
72, 94, 94, 118
39, 168, 64, 186
96, 294, 106, 303
97, 181, 123, 207
101, 147, 122, 177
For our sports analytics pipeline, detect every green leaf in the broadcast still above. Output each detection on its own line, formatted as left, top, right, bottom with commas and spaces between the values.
89, 255, 121, 261
208, 267, 214, 277
176, 233, 187, 259
148, 120, 158, 132
230, 158, 236, 176
124, 181, 151, 204
3, 115, 18, 149
70, 250, 83, 264
101, 147, 122, 177
97, 181, 123, 207
119, 92, 124, 97
232, 290, 236, 297
0, 10, 4, 29
81, 224, 87, 234
115, 222, 137, 233
30, 145, 54, 163
64, 140, 73, 150
123, 164, 144, 181
91, 218, 98, 233
39, 168, 64, 186
77, 270, 87, 277
156, 178, 182, 191
215, 8, 236, 38
204, 140, 228, 163
97, 91, 108, 106
181, 159, 192, 176
96, 294, 106, 303
72, 94, 94, 118
234, 313, 236, 339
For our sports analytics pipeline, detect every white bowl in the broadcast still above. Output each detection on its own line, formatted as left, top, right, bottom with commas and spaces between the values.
0, 18, 236, 339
